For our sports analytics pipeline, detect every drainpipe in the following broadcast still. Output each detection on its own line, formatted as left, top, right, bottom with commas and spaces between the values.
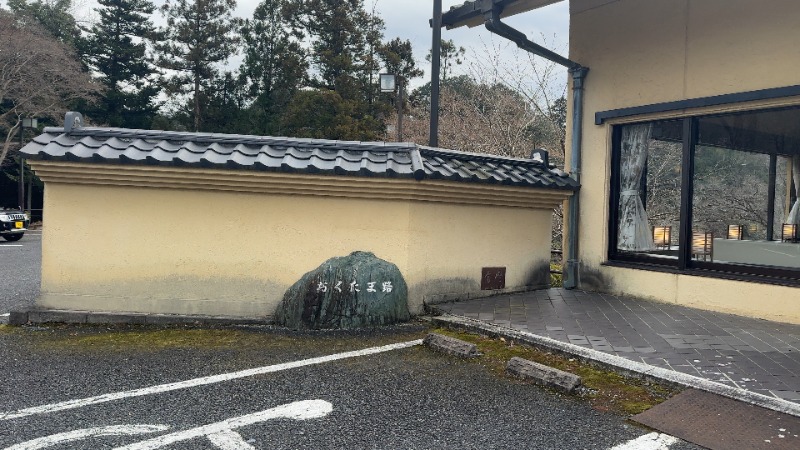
563, 67, 589, 289
483, 6, 581, 70
481, 5, 588, 289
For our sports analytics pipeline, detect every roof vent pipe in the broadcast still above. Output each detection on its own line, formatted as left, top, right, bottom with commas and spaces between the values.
481, 4, 588, 289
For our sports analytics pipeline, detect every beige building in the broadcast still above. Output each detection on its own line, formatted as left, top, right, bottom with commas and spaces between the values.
22, 122, 576, 319
445, 0, 800, 323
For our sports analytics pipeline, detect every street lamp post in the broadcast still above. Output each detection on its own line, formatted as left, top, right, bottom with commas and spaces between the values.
379, 73, 404, 142
18, 117, 37, 211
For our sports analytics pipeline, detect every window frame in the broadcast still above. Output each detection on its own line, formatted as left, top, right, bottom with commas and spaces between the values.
606, 108, 800, 284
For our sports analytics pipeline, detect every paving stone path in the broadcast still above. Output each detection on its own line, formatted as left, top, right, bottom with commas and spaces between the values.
435, 288, 800, 403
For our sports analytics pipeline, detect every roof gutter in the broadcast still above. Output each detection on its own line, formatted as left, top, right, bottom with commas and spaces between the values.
480, 3, 588, 289
482, 5, 580, 70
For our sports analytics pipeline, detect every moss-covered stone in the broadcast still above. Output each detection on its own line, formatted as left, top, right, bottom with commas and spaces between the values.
275, 251, 410, 329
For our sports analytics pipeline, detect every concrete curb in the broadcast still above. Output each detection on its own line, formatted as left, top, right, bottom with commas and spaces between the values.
423, 333, 480, 357
8, 308, 273, 326
432, 313, 800, 418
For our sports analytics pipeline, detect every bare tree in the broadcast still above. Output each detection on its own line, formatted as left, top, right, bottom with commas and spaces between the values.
400, 37, 569, 255
0, 10, 98, 168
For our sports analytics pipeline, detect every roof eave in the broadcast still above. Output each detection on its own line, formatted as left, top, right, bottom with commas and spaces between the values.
442, 0, 564, 29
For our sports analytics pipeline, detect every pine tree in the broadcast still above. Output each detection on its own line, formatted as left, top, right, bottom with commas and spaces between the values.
156, 0, 240, 131
7, 0, 83, 50
240, 0, 307, 135
284, 0, 378, 99
426, 39, 465, 83
380, 38, 424, 82
86, 0, 159, 128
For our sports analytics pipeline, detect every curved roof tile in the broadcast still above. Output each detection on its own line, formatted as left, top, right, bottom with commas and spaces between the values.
21, 125, 579, 191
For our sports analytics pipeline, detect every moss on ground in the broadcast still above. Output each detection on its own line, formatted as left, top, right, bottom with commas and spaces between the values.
3, 320, 678, 416
433, 327, 680, 416
13, 323, 429, 353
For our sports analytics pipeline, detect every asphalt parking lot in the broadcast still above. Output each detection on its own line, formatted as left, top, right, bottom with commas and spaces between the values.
0, 324, 700, 449
0, 230, 40, 315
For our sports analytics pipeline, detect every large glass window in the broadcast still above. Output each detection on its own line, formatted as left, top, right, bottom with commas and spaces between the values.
613, 120, 682, 261
610, 106, 800, 280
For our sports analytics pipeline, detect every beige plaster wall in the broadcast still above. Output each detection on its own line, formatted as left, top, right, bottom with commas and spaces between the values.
38, 175, 555, 318
407, 202, 552, 303
567, 0, 800, 323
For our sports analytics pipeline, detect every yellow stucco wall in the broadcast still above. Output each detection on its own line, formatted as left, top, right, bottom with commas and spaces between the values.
35, 165, 559, 318
567, 0, 800, 323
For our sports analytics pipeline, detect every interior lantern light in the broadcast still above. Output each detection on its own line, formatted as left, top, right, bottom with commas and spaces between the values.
652, 226, 672, 249
692, 231, 714, 261
726, 224, 744, 240
782, 223, 799, 243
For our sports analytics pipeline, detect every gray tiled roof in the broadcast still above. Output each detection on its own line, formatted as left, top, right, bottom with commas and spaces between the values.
21, 126, 579, 190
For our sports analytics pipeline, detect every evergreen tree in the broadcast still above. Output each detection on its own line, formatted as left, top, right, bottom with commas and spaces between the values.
7, 0, 83, 50
283, 0, 378, 99
204, 71, 250, 134
380, 38, 424, 82
86, 0, 159, 128
426, 39, 465, 83
281, 89, 380, 141
240, 0, 307, 135
283, 0, 413, 139
156, 0, 240, 131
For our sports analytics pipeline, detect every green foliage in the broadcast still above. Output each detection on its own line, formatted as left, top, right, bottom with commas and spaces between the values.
2, 0, 427, 142
280, 0, 417, 139
549, 263, 563, 287
380, 38, 423, 81
281, 89, 381, 141
85, 0, 160, 128
7, 0, 83, 50
239, 0, 307, 135
284, 0, 379, 95
426, 39, 465, 82
156, 0, 241, 131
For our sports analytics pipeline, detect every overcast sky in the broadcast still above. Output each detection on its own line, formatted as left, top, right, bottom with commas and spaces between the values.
9, 0, 570, 90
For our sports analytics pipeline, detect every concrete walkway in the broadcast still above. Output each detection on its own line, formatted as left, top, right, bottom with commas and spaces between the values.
434, 288, 800, 404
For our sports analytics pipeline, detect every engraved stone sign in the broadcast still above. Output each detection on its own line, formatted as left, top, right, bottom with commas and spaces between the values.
275, 251, 410, 329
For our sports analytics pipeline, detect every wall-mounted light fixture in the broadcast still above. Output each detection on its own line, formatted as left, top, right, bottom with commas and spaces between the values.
727, 224, 744, 240
652, 226, 671, 249
782, 224, 799, 243
692, 232, 713, 261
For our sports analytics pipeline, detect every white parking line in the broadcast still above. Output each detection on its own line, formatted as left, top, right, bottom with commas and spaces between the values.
114, 400, 332, 450
4, 425, 169, 450
3, 400, 332, 450
0, 339, 423, 421
609, 432, 678, 450
0, 245, 23, 247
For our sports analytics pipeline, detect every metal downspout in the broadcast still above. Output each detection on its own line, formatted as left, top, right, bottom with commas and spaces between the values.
482, 5, 588, 289
563, 67, 588, 289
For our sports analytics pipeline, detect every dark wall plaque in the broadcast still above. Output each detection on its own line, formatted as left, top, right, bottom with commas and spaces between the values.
481, 267, 506, 290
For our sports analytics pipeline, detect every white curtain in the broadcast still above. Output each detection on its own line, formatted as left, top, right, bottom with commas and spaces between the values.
617, 123, 655, 251
788, 155, 800, 224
